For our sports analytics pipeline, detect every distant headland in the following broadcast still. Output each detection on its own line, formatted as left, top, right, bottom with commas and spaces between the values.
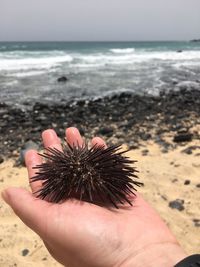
190, 39, 200, 42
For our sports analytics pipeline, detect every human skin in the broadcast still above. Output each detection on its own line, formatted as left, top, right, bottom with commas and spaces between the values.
1, 127, 186, 267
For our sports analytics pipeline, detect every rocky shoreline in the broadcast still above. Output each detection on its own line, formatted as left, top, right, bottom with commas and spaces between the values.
0, 88, 200, 163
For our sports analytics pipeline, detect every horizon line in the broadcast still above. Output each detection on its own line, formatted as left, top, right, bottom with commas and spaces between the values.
0, 39, 194, 43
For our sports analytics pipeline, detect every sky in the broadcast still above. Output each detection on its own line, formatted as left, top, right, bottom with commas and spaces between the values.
0, 0, 200, 41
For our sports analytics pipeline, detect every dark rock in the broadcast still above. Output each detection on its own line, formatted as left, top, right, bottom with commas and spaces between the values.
181, 146, 200, 154
196, 183, 200, 188
173, 133, 193, 143
193, 219, 200, 227
174, 164, 180, 167
169, 199, 185, 211
97, 127, 114, 136
0, 156, 4, 164
181, 147, 193, 154
172, 81, 178, 85
161, 148, 169, 153
184, 179, 190, 185
172, 178, 178, 183
22, 248, 29, 256
1, 88, 200, 160
57, 76, 68, 82
177, 50, 183, 53
128, 142, 140, 150
140, 133, 151, 141
161, 195, 168, 201
141, 149, 149, 156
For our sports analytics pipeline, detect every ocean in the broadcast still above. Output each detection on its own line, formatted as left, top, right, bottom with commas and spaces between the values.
0, 41, 200, 107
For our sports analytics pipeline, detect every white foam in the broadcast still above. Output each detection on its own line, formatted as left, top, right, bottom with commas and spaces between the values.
73, 50, 200, 69
110, 48, 135, 54
12, 70, 47, 78
0, 54, 73, 71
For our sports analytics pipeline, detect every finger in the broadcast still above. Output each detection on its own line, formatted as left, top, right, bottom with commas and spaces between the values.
91, 137, 107, 148
42, 129, 62, 151
25, 149, 43, 194
1, 187, 50, 239
65, 127, 84, 147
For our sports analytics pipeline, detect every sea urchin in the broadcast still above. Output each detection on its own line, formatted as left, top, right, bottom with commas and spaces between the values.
31, 142, 141, 208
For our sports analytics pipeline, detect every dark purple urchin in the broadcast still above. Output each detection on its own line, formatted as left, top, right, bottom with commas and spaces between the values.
31, 142, 142, 208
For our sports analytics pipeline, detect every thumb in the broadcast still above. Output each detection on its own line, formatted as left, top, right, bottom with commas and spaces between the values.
1, 187, 49, 238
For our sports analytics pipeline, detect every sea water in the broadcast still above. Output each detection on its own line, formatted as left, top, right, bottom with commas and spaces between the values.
0, 41, 200, 107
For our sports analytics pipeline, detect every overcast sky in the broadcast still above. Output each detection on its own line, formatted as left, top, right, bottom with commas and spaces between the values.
0, 0, 200, 41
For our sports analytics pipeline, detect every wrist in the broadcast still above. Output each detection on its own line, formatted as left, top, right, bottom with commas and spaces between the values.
121, 242, 187, 267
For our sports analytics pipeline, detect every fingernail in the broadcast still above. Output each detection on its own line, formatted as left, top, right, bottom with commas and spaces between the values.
68, 127, 78, 134
42, 129, 58, 140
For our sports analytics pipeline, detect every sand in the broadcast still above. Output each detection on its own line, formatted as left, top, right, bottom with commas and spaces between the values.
0, 141, 200, 266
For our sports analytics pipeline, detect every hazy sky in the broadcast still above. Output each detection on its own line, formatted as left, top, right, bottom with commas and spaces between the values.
0, 0, 200, 41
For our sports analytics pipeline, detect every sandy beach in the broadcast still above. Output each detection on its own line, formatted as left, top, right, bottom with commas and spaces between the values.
0, 88, 200, 266
0, 138, 200, 266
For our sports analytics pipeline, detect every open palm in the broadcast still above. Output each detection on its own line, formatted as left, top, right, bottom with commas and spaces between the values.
2, 128, 186, 267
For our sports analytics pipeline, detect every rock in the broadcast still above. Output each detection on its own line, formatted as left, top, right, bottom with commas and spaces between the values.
0, 156, 4, 164
22, 248, 29, 256
181, 146, 200, 154
184, 179, 190, 185
177, 50, 182, 53
181, 147, 193, 154
172, 178, 178, 183
173, 133, 193, 142
128, 142, 139, 150
196, 183, 200, 188
193, 219, 200, 227
57, 76, 68, 82
161, 148, 168, 153
140, 133, 151, 141
141, 149, 149, 156
169, 199, 185, 211
97, 127, 114, 136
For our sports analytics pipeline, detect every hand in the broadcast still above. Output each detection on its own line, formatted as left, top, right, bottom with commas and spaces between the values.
2, 127, 186, 267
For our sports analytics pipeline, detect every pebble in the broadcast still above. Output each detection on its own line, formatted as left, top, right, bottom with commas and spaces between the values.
184, 179, 191, 185
181, 145, 200, 154
21, 248, 29, 256
173, 133, 193, 143
97, 127, 114, 136
0, 156, 4, 164
193, 219, 200, 227
0, 88, 200, 162
141, 149, 149, 156
169, 199, 185, 211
